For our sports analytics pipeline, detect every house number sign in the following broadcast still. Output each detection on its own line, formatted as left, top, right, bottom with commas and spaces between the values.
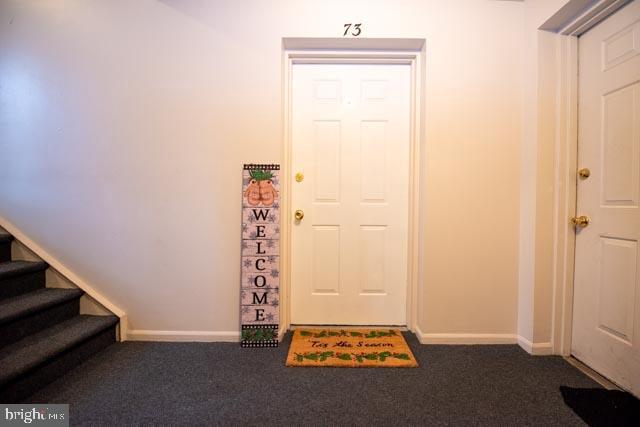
343, 23, 362, 36
240, 164, 280, 348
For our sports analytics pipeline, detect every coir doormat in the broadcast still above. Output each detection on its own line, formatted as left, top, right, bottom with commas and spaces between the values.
286, 328, 418, 368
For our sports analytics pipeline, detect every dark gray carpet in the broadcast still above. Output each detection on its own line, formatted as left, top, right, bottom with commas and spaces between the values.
0, 288, 83, 324
0, 230, 12, 243
24, 332, 601, 426
0, 261, 47, 300
0, 260, 47, 278
1, 315, 119, 387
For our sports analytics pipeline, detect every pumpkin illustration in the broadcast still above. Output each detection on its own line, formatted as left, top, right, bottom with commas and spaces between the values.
244, 169, 278, 206
244, 178, 261, 206
259, 179, 278, 206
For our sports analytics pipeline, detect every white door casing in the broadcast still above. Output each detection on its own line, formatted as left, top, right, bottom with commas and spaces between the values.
290, 63, 411, 325
572, 0, 640, 394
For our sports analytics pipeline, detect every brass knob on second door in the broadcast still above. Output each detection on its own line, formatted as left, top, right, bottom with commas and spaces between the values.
294, 209, 304, 221
570, 215, 590, 228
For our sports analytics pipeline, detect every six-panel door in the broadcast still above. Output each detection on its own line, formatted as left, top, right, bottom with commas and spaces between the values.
291, 63, 411, 325
572, 0, 640, 395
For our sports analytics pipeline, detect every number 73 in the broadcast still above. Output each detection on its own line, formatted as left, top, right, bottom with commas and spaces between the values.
343, 23, 362, 37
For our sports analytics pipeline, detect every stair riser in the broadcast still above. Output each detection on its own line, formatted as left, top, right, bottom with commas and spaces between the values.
0, 325, 116, 403
0, 299, 81, 348
0, 271, 46, 300
0, 242, 10, 263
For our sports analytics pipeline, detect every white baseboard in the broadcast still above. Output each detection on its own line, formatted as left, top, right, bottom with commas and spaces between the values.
128, 328, 556, 351
414, 325, 517, 344
517, 335, 553, 355
129, 327, 288, 343
278, 327, 287, 341
118, 326, 559, 352
413, 326, 554, 354
127, 330, 241, 342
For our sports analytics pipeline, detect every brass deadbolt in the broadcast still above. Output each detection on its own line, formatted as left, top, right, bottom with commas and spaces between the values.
578, 168, 591, 179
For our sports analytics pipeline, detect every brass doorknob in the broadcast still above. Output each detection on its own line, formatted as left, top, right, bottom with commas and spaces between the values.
578, 168, 591, 179
570, 215, 589, 228
294, 209, 304, 221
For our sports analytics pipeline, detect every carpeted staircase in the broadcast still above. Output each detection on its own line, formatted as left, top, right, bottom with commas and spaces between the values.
0, 229, 119, 402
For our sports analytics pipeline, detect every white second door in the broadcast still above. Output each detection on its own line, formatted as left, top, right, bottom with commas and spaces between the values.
572, 0, 640, 395
291, 63, 411, 325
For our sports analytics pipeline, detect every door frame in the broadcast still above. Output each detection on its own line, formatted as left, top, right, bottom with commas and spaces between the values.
280, 38, 426, 335
546, 0, 633, 355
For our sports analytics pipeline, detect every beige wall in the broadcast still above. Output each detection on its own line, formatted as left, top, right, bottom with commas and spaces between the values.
1, 0, 532, 339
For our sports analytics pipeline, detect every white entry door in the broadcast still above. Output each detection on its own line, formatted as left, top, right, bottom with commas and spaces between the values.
572, 0, 640, 395
290, 63, 411, 325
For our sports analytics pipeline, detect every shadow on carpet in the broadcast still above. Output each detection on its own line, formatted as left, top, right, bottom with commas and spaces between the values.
560, 386, 640, 426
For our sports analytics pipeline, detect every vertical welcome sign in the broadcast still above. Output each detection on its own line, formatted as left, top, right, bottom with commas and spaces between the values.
240, 164, 280, 347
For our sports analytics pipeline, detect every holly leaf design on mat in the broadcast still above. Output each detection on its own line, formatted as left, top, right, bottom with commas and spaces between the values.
299, 330, 312, 337
350, 331, 363, 337
319, 351, 334, 362
290, 350, 413, 364
392, 353, 411, 360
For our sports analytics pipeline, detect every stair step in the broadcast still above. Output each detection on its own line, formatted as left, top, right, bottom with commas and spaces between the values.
0, 261, 48, 279
0, 231, 12, 263
0, 261, 48, 300
0, 288, 84, 347
0, 315, 119, 402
